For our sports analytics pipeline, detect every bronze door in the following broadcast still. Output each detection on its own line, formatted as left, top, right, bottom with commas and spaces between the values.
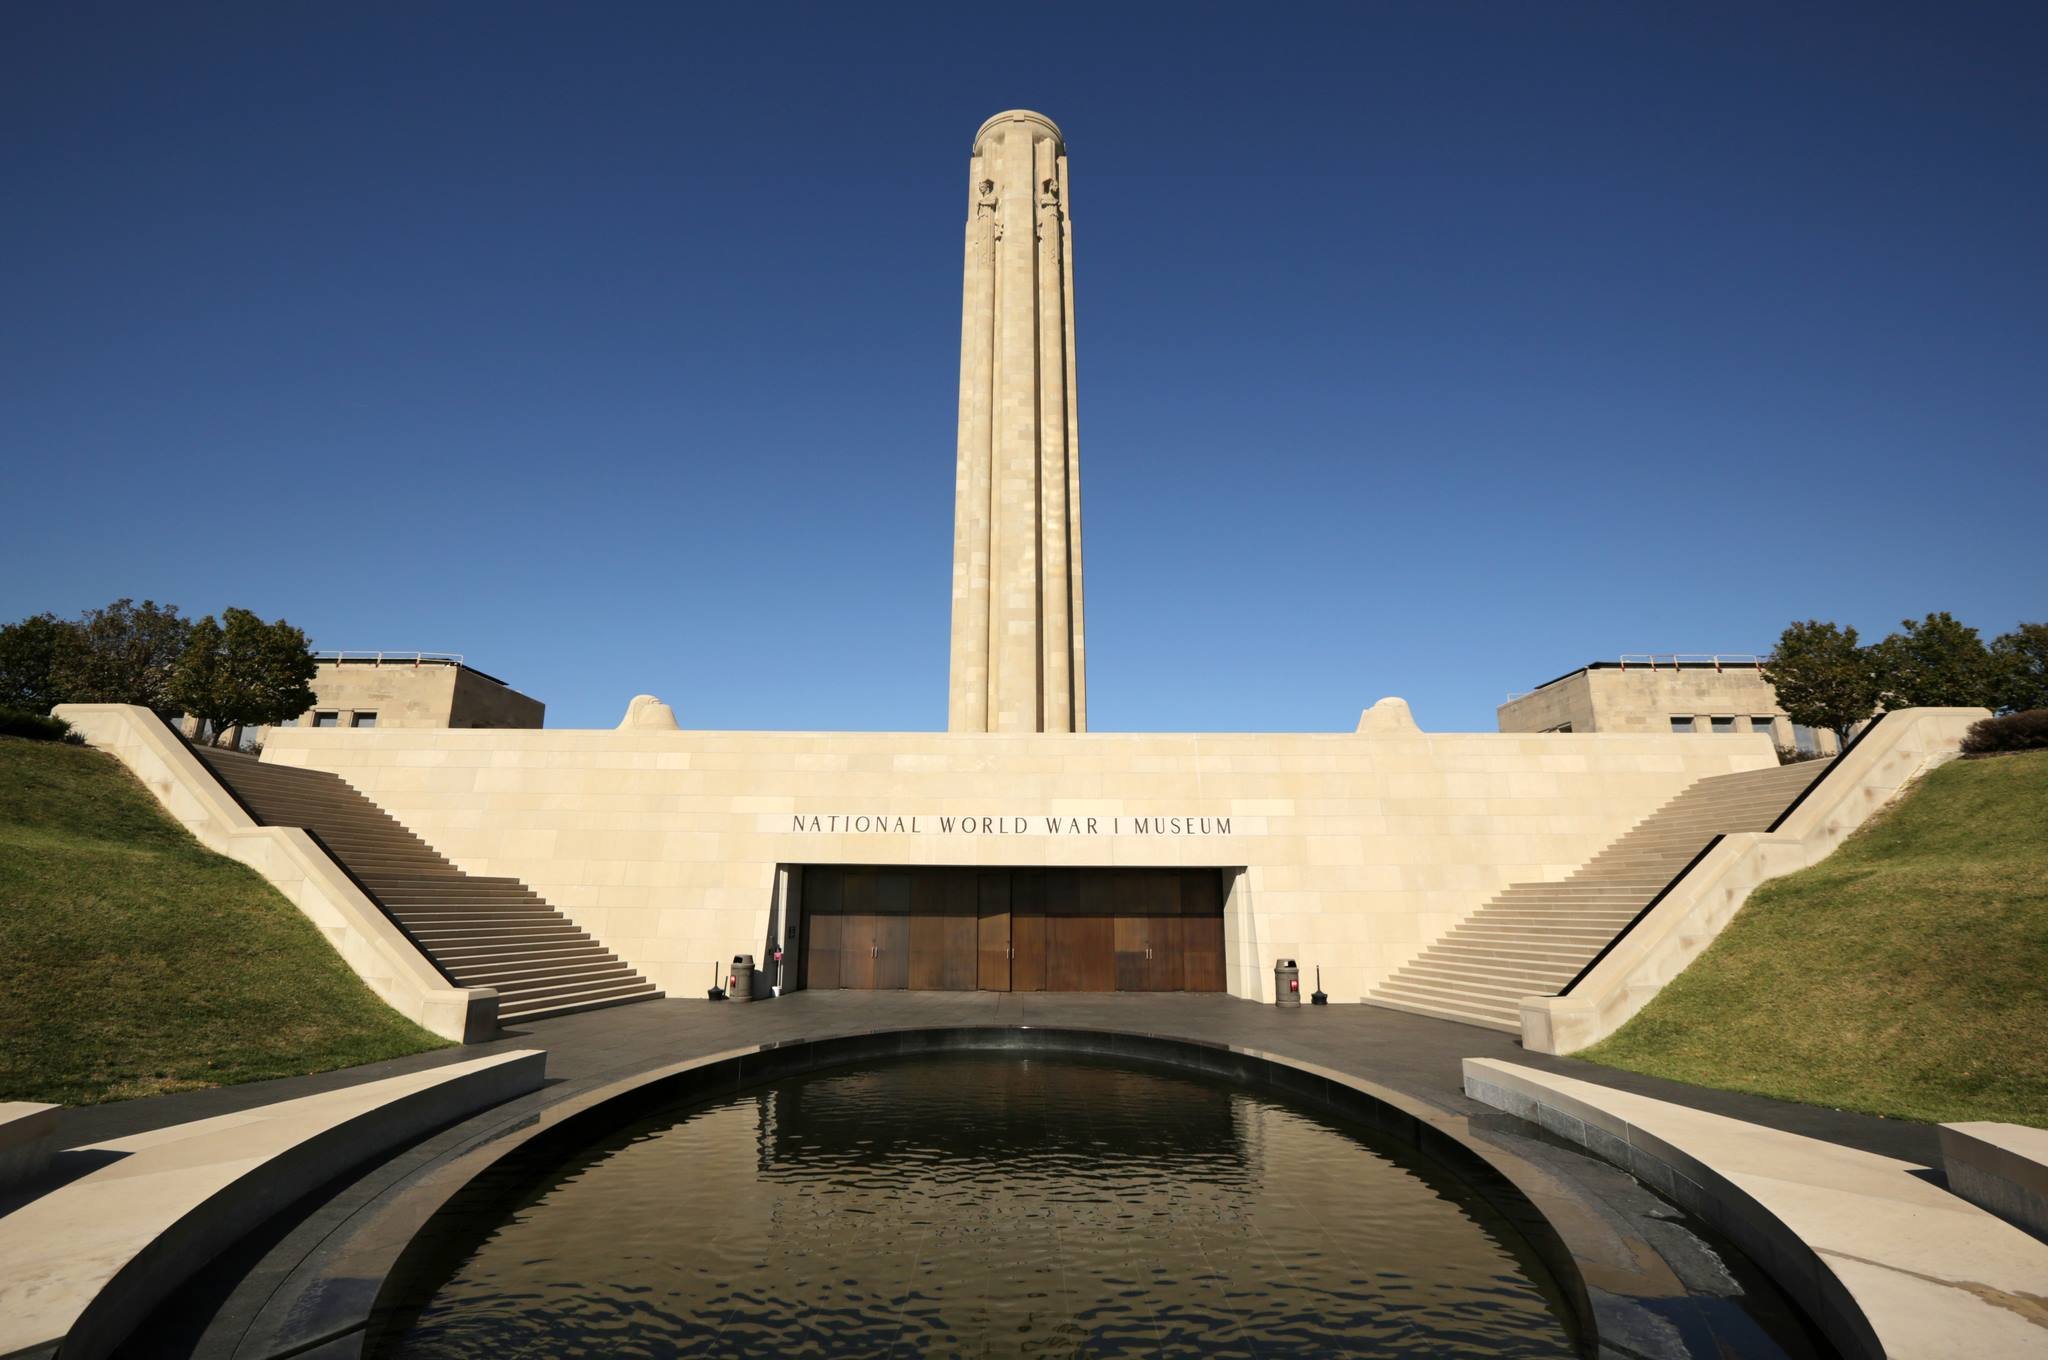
1181, 870, 1226, 992
1010, 870, 1046, 991
837, 871, 879, 989
802, 866, 1226, 993
803, 869, 844, 989
1050, 870, 1117, 991
909, 873, 977, 990
976, 871, 1011, 990
872, 872, 910, 989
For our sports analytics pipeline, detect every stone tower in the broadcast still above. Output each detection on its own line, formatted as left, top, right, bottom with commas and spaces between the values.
948, 109, 1086, 734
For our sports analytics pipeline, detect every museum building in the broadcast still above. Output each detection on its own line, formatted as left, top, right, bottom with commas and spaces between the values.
237, 111, 1787, 1022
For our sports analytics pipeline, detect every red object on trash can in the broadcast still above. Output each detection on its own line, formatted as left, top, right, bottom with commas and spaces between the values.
1289, 978, 1300, 993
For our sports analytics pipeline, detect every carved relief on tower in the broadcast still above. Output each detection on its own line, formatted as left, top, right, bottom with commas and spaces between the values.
973, 176, 1002, 243
1035, 177, 1062, 243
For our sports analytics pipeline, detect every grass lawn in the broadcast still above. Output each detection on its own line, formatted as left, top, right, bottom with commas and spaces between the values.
1580, 748, 2048, 1127
0, 736, 448, 1105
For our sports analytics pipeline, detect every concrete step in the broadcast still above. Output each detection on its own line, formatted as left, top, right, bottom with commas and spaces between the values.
194, 741, 662, 1022
498, 983, 663, 1024
1383, 972, 1538, 1004
1430, 942, 1597, 968
407, 924, 590, 943
1399, 960, 1571, 993
1362, 990, 1521, 1033
491, 968, 643, 1002
1367, 981, 1521, 1027
1452, 917, 1622, 935
436, 941, 613, 965
453, 956, 631, 986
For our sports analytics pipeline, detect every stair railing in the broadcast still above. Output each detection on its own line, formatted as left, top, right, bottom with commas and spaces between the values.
1551, 719, 1879, 998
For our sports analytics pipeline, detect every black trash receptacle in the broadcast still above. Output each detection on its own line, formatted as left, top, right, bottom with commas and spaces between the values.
729, 954, 755, 1003
1274, 958, 1301, 1007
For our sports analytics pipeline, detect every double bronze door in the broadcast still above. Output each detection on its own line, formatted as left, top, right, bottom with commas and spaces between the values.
802, 866, 1225, 993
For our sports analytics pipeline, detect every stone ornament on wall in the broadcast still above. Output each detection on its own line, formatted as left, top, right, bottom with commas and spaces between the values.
1356, 697, 1422, 735
617, 694, 679, 730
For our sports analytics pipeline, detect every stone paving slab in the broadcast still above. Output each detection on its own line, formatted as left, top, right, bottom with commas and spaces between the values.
50, 993, 1945, 1166
1464, 1058, 2048, 1360
0, 1051, 543, 1360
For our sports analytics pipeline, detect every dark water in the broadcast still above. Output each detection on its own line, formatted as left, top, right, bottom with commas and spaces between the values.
386, 1054, 1580, 1358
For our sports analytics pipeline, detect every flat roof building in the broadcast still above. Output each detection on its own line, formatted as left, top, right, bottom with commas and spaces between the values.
287, 652, 544, 731
1496, 655, 1838, 754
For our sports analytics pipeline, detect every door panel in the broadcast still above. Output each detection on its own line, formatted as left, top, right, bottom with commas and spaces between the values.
941, 870, 978, 990
1182, 912, 1225, 992
1144, 913, 1184, 991
1113, 912, 1149, 991
873, 907, 909, 989
805, 908, 842, 990
803, 870, 844, 990
1012, 870, 1047, 992
1182, 870, 1226, 992
838, 872, 878, 989
908, 874, 949, 991
977, 871, 1010, 991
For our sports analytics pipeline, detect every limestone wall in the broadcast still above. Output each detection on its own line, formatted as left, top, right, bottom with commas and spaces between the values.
262, 725, 1774, 1004
1520, 707, 1986, 1054
53, 705, 497, 1042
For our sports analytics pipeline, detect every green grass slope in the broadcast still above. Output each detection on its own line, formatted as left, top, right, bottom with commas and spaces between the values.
1581, 749, 2048, 1127
0, 737, 447, 1105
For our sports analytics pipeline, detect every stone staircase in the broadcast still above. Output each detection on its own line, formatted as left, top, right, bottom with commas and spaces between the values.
193, 747, 660, 1026
1369, 759, 1832, 1032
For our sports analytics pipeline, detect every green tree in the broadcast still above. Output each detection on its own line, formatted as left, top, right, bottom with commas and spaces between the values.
48, 599, 191, 714
1762, 620, 1880, 747
1870, 612, 1997, 709
1990, 622, 2048, 713
0, 613, 83, 713
169, 609, 318, 745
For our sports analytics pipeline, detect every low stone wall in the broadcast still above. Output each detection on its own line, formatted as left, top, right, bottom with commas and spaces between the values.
52, 705, 497, 1043
0, 1048, 543, 1360
1520, 707, 1988, 1055
1941, 1122, 2048, 1242
1463, 1057, 2048, 1360
0, 1102, 59, 1194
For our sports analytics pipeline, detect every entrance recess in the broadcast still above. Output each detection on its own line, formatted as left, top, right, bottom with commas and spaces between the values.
800, 867, 1226, 993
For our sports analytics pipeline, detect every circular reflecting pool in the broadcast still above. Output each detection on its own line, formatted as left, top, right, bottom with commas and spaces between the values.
387, 1053, 1582, 1357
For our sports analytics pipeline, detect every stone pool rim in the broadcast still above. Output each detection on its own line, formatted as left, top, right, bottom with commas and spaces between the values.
328, 1024, 1615, 1356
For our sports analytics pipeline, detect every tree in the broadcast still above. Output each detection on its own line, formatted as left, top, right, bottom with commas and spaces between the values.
0, 613, 83, 713
47, 598, 191, 714
1990, 622, 2048, 714
1762, 620, 1880, 747
1869, 612, 1997, 709
169, 609, 318, 745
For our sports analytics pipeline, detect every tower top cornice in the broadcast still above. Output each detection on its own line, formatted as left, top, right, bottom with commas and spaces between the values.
973, 109, 1064, 153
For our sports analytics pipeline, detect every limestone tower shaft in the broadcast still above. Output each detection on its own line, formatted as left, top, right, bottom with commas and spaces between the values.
949, 109, 1086, 733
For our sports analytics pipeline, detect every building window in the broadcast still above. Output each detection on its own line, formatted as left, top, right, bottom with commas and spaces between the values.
1670, 716, 1696, 734
277, 716, 298, 727
1752, 716, 1779, 738
351, 712, 378, 729
1711, 715, 1736, 734
313, 712, 339, 728
1792, 724, 1820, 754
1540, 721, 1573, 733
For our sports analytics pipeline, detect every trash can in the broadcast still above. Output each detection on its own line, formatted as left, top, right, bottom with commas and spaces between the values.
1274, 958, 1301, 1007
729, 954, 755, 1003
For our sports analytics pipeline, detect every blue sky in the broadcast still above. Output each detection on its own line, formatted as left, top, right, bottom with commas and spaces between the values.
5, 3, 2043, 732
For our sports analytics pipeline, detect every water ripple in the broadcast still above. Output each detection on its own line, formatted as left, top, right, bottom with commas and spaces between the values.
389, 1054, 1578, 1358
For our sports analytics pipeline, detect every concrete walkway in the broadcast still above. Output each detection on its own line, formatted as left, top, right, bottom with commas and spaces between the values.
52, 992, 1943, 1164
1465, 1059, 2048, 1360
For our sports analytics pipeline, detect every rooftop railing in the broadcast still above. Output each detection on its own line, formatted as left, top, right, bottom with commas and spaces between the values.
313, 651, 465, 667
